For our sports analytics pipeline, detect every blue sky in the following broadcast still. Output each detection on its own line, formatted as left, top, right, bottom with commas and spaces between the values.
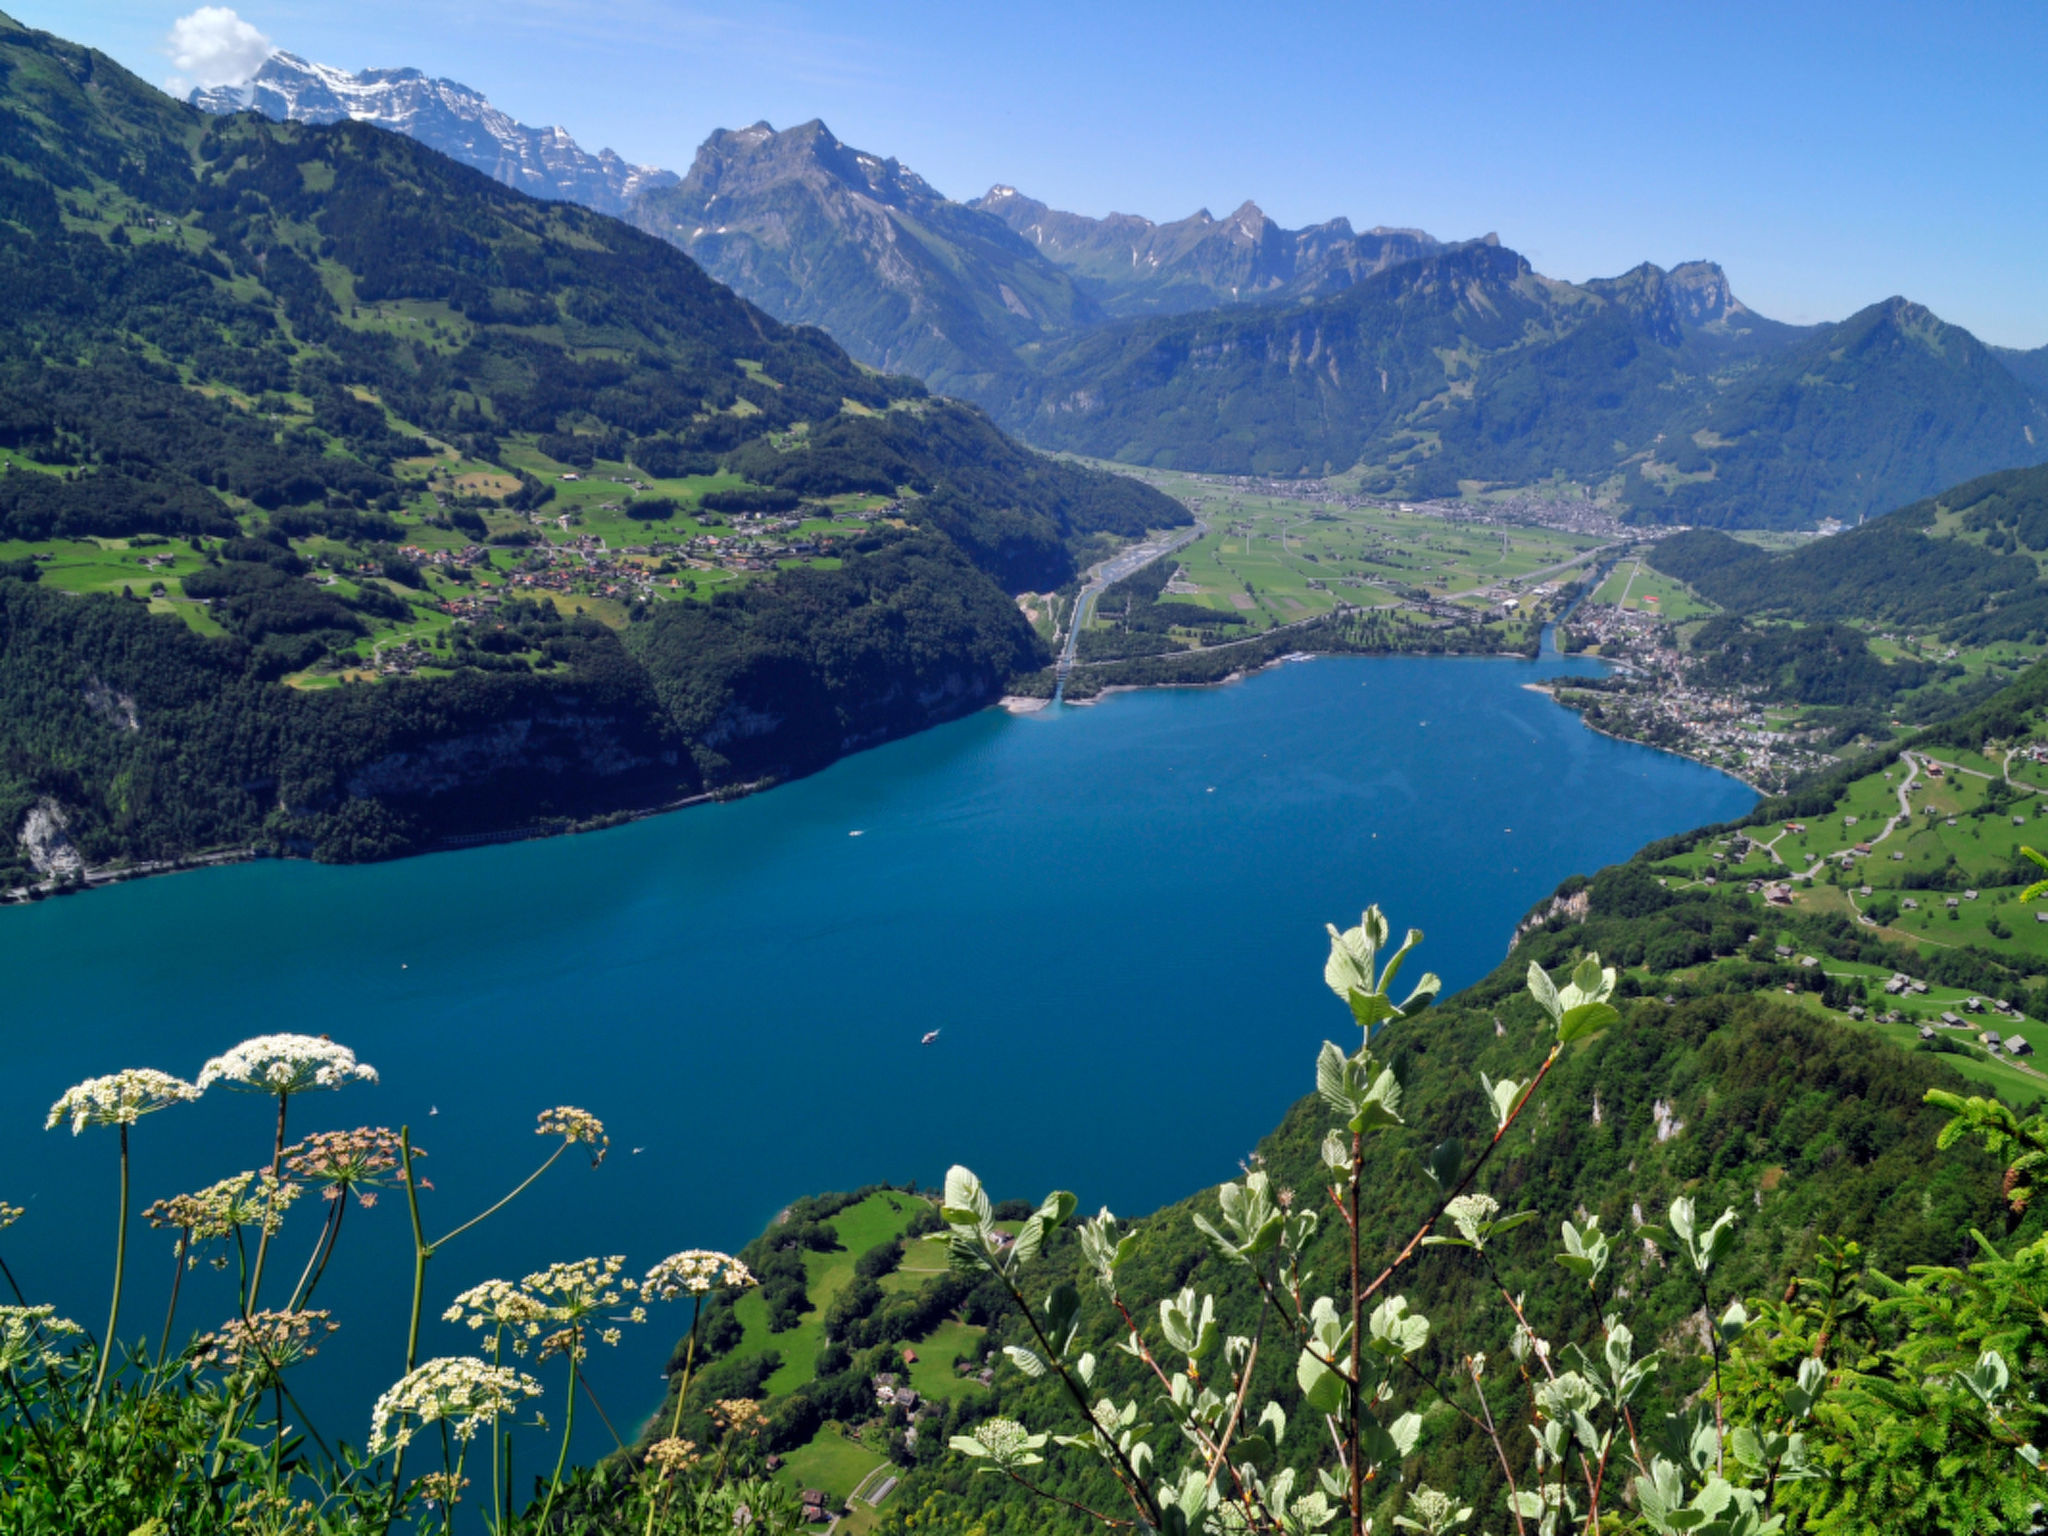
24, 0, 2048, 347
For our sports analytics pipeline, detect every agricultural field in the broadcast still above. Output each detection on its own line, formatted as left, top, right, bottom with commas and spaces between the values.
1647, 737, 2048, 1104
1584, 556, 1718, 621
708, 1190, 989, 1511
1090, 470, 1614, 636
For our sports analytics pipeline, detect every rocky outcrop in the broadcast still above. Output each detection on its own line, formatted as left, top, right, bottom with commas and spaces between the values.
19, 797, 82, 878
1510, 886, 1591, 951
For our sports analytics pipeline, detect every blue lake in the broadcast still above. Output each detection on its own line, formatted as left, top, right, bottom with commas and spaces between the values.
0, 650, 1752, 1456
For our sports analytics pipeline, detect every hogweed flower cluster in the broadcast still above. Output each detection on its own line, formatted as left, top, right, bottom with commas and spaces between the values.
536, 1106, 608, 1165
46, 1069, 200, 1133
146, 1170, 300, 1243
284, 1127, 410, 1206
196, 1309, 338, 1379
642, 1249, 756, 1301
443, 1279, 558, 1355
0, 1305, 83, 1373
368, 1356, 542, 1456
518, 1256, 642, 1360
645, 1436, 700, 1477
712, 1398, 765, 1438
197, 1034, 378, 1096
412, 1472, 470, 1510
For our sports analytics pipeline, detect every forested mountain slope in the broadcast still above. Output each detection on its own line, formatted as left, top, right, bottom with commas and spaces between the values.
1652, 462, 2048, 645
195, 64, 2048, 531
0, 11, 1179, 878
998, 241, 2048, 525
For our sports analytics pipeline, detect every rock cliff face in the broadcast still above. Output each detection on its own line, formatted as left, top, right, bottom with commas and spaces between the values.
971, 186, 1443, 317
626, 120, 1101, 399
191, 53, 673, 215
343, 710, 683, 802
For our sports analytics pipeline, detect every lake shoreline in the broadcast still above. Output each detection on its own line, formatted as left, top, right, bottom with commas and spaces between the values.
9, 644, 1749, 908
1520, 680, 1770, 795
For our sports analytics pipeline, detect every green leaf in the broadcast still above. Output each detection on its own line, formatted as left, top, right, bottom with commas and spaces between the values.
1233, 1431, 1276, 1471
1349, 988, 1398, 1029
1296, 1349, 1347, 1415
942, 1165, 992, 1228
1557, 1001, 1619, 1045
1044, 1283, 1081, 1349
1002, 1344, 1047, 1378
1526, 959, 1561, 1020
1422, 1137, 1462, 1190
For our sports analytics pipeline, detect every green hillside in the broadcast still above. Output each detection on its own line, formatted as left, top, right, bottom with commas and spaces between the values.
1652, 462, 2048, 640
0, 12, 1181, 878
1627, 299, 2048, 529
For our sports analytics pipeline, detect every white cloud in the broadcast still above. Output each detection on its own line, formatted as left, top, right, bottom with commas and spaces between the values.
164, 6, 274, 94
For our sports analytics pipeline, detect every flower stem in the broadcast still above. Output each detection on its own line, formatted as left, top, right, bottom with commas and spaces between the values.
288, 1195, 347, 1314
247, 1092, 288, 1308
650, 1295, 702, 1536
384, 1126, 429, 1536
154, 1228, 191, 1383
540, 1354, 579, 1529
432, 1140, 569, 1249
88, 1122, 130, 1422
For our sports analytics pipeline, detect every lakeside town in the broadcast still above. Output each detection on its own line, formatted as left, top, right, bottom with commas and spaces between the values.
1541, 600, 1843, 792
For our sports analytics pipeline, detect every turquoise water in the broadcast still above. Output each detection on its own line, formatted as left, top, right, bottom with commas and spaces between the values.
0, 651, 1752, 1454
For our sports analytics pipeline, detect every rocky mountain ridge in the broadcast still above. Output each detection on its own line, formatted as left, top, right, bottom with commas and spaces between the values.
190, 51, 674, 215
970, 183, 1446, 316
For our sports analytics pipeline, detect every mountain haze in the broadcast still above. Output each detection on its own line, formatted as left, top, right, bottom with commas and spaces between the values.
972, 184, 1443, 316
190, 49, 676, 215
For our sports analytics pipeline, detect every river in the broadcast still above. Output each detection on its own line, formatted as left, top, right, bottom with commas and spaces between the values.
0, 648, 1753, 1455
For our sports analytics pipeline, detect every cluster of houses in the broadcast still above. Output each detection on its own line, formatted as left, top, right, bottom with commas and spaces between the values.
1893, 984, 2038, 1060
1554, 606, 1835, 788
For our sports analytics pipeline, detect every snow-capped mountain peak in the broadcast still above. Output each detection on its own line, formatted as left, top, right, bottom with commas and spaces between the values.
190, 52, 675, 216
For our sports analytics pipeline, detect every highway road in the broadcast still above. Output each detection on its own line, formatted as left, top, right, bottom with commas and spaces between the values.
1054, 517, 1209, 696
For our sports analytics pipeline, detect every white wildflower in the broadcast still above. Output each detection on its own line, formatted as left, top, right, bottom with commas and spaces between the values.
642, 1249, 756, 1301
196, 1309, 337, 1381
443, 1277, 557, 1355
1394, 1485, 1473, 1534
1444, 1192, 1501, 1246
536, 1106, 606, 1146
46, 1069, 200, 1134
196, 1034, 377, 1095
0, 1305, 83, 1372
368, 1356, 541, 1457
947, 1416, 1045, 1470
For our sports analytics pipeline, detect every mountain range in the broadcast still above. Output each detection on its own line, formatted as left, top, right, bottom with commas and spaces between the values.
190, 50, 676, 215
191, 52, 2048, 527
0, 9, 1174, 869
